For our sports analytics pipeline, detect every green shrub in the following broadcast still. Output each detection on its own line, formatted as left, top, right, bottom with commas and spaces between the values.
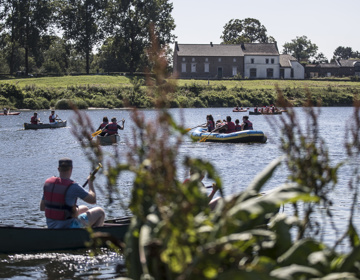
23, 98, 41, 109
55, 98, 89, 109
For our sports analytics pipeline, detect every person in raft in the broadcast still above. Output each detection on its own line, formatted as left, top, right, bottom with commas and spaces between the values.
40, 158, 105, 229
30, 112, 41, 124
96, 116, 109, 136
49, 110, 58, 123
206, 114, 215, 132
225, 116, 236, 133
104, 117, 125, 136
241, 115, 253, 131
235, 119, 242, 131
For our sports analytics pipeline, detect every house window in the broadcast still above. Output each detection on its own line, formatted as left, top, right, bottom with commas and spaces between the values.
267, 68, 274, 78
218, 58, 221, 62
291, 69, 294, 78
251, 58, 254, 64
250, 68, 257, 78
232, 66, 237, 76
271, 58, 274, 64
204, 63, 209, 73
233, 58, 236, 62
181, 63, 186, 73
191, 63, 196, 72
182, 58, 186, 62
192, 58, 195, 62
205, 58, 209, 62
266, 58, 269, 64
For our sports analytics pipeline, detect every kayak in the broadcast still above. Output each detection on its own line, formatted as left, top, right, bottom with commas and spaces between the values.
190, 127, 267, 143
24, 120, 67, 130
0, 217, 130, 254
0, 112, 20, 115
97, 134, 120, 145
232, 108, 248, 112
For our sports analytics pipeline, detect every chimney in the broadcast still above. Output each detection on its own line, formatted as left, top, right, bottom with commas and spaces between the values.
175, 41, 179, 51
210, 42, 213, 47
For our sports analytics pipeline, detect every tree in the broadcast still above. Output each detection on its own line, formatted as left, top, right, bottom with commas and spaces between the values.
221, 18, 272, 44
333, 46, 358, 60
282, 35, 318, 62
103, 0, 176, 74
312, 52, 328, 64
0, 0, 54, 75
58, 0, 107, 74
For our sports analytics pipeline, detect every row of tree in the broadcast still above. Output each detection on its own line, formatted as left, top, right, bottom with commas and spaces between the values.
1, 8, 359, 77
0, 0, 176, 76
221, 18, 360, 63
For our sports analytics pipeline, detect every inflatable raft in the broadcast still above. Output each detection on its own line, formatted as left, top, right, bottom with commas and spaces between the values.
190, 127, 267, 143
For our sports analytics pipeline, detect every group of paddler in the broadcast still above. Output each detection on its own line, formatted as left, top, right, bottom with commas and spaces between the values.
205, 114, 253, 133
92, 116, 125, 137
30, 110, 61, 124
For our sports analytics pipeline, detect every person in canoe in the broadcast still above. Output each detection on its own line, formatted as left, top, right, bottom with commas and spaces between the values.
183, 168, 220, 210
30, 112, 41, 124
104, 117, 125, 136
40, 158, 105, 229
241, 116, 253, 130
3, 107, 9, 115
49, 110, 58, 123
96, 116, 109, 136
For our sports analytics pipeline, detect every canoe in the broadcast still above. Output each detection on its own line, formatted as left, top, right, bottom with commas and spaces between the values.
0, 112, 20, 115
97, 134, 120, 145
190, 127, 267, 143
232, 109, 248, 112
0, 217, 130, 254
249, 111, 282, 115
24, 120, 67, 130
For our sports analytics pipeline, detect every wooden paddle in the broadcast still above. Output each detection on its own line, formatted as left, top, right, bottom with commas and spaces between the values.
82, 163, 103, 188
185, 123, 206, 132
92, 129, 103, 137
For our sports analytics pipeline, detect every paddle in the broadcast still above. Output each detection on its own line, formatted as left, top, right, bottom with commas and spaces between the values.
185, 123, 206, 132
199, 125, 225, 142
82, 163, 103, 188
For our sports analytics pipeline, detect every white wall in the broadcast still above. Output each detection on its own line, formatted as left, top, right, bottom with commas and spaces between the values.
244, 55, 280, 78
290, 61, 305, 79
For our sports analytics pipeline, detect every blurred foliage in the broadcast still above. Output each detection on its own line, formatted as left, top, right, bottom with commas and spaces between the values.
70, 37, 360, 280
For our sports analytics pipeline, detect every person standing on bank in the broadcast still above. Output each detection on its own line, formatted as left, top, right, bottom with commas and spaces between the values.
40, 158, 105, 229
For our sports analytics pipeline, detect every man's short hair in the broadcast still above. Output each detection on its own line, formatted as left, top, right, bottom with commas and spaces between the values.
111, 117, 117, 122
59, 158, 73, 171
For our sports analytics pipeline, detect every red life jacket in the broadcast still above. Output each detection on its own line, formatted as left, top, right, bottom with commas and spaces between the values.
49, 114, 55, 123
243, 120, 253, 130
43, 177, 74, 220
106, 122, 118, 135
100, 122, 108, 129
207, 120, 214, 131
31, 116, 38, 124
235, 124, 242, 131
226, 121, 236, 133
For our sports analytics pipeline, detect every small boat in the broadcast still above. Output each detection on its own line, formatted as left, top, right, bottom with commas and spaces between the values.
190, 127, 267, 143
24, 120, 67, 130
97, 134, 120, 145
232, 108, 248, 112
0, 112, 20, 115
0, 217, 130, 254
249, 111, 282, 115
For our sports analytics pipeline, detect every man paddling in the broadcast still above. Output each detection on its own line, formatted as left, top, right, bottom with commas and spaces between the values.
40, 158, 105, 229
103, 117, 125, 136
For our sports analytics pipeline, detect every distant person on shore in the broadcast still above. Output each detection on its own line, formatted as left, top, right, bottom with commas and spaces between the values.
96, 116, 109, 136
30, 112, 40, 124
40, 158, 105, 229
49, 110, 58, 123
241, 116, 253, 131
104, 117, 125, 136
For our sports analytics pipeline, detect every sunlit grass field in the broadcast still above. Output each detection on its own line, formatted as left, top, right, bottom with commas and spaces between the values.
1, 75, 360, 91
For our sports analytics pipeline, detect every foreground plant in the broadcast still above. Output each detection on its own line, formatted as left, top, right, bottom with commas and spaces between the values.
71, 38, 360, 279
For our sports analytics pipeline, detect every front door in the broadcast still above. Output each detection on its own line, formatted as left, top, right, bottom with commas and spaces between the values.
217, 67, 223, 78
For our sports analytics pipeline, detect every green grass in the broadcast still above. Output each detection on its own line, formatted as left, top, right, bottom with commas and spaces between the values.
2, 75, 360, 90
2, 75, 133, 88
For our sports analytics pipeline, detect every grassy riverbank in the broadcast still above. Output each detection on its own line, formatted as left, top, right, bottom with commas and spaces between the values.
1, 75, 360, 109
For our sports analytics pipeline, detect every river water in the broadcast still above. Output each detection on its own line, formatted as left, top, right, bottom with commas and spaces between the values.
0, 107, 358, 279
